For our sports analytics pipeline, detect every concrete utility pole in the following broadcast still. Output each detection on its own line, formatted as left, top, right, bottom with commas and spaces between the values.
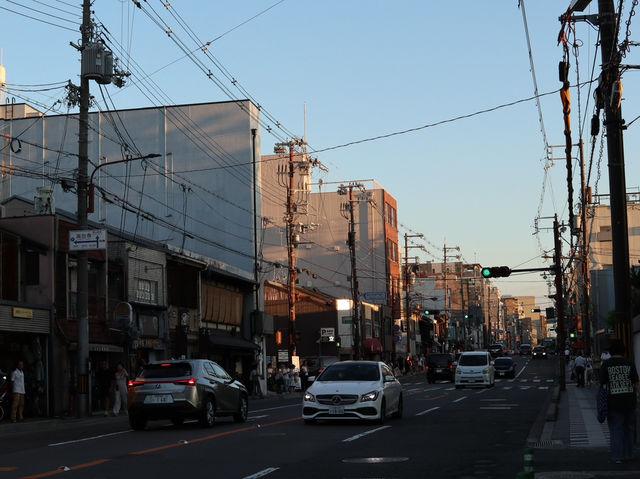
404, 233, 424, 356
339, 182, 364, 360
76, 0, 91, 418
554, 215, 566, 390
578, 140, 592, 356
443, 244, 460, 351
597, 0, 632, 356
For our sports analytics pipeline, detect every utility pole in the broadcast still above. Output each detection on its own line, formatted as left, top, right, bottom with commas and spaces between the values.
404, 233, 424, 357
554, 214, 566, 390
597, 0, 632, 356
578, 140, 592, 356
339, 182, 364, 360
443, 244, 460, 352
76, 0, 91, 418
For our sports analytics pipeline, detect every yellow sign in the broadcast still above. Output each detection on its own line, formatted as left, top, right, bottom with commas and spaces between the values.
13, 307, 33, 319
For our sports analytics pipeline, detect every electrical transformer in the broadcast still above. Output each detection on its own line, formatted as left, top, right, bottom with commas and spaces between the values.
81, 42, 113, 85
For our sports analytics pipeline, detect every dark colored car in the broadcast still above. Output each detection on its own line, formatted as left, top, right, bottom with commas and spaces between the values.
425, 353, 455, 383
488, 344, 505, 358
494, 357, 517, 378
127, 359, 248, 430
305, 356, 339, 382
519, 344, 532, 356
532, 346, 548, 359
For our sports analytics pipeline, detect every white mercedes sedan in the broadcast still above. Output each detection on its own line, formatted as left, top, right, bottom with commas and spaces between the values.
302, 360, 403, 424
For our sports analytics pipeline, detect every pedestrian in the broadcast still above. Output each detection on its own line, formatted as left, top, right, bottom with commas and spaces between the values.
274, 367, 284, 395
565, 347, 571, 363
10, 360, 25, 423
585, 356, 593, 387
282, 364, 291, 394
574, 352, 586, 388
249, 363, 263, 399
96, 361, 113, 416
112, 362, 129, 416
599, 339, 639, 464
291, 372, 301, 393
300, 361, 309, 391
601, 349, 612, 361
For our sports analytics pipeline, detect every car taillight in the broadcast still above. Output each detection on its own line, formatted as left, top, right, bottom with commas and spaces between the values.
128, 379, 145, 388
425, 366, 429, 372
450, 364, 454, 370
174, 377, 197, 386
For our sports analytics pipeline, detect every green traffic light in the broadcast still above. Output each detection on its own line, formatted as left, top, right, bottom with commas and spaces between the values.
482, 268, 491, 278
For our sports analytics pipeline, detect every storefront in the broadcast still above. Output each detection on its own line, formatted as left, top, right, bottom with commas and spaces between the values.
0, 302, 51, 417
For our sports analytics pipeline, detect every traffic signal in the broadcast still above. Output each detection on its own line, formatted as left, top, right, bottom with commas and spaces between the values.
335, 336, 341, 348
422, 309, 430, 317
481, 266, 512, 278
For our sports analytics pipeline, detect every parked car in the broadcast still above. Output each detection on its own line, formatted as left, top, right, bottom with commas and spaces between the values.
455, 351, 495, 389
127, 359, 248, 430
488, 343, 505, 358
425, 353, 455, 383
304, 356, 339, 382
494, 357, 517, 378
532, 346, 548, 359
302, 361, 402, 424
519, 344, 532, 356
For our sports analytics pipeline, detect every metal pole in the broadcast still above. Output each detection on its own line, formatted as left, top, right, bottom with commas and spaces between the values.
597, 0, 632, 357
75, 0, 91, 418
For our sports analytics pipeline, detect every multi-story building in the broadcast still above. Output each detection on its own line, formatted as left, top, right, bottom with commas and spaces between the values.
0, 101, 266, 416
260, 156, 401, 362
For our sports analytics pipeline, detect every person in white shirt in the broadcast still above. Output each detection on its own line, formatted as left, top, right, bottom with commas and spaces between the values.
601, 350, 611, 361
10, 360, 25, 423
574, 353, 586, 388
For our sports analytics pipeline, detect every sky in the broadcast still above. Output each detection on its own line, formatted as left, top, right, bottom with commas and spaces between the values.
1, 0, 640, 308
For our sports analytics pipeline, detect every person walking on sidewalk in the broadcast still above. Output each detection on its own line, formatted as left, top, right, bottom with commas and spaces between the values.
10, 360, 25, 423
112, 362, 129, 416
599, 339, 639, 464
574, 352, 586, 388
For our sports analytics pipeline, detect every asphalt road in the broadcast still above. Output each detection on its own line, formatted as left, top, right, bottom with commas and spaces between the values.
0, 355, 558, 479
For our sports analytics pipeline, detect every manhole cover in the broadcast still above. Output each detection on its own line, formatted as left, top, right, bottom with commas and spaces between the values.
342, 457, 409, 464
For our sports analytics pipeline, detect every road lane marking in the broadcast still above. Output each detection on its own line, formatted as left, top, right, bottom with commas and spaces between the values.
251, 404, 300, 413
242, 467, 280, 479
131, 417, 300, 455
0, 467, 18, 472
416, 407, 440, 416
21, 459, 111, 479
444, 387, 455, 391
249, 415, 269, 420
406, 388, 422, 392
475, 388, 488, 394
343, 426, 391, 442
481, 398, 506, 401
503, 386, 513, 390
453, 396, 467, 403
48, 430, 131, 447
480, 407, 512, 410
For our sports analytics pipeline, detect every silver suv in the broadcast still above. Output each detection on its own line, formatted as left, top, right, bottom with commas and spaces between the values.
127, 359, 248, 430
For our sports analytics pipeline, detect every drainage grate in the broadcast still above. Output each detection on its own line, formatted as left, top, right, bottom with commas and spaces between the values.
530, 439, 564, 448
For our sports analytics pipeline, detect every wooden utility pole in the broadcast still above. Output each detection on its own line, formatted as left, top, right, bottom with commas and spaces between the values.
76, 0, 91, 418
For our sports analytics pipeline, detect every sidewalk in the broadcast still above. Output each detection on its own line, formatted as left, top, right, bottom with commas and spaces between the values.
529, 365, 640, 478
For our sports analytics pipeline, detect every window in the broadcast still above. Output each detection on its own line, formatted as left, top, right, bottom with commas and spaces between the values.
386, 239, 398, 263
385, 203, 397, 228
135, 278, 158, 304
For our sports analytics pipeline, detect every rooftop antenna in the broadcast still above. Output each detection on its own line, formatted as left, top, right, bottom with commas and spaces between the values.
0, 49, 6, 105
303, 101, 307, 144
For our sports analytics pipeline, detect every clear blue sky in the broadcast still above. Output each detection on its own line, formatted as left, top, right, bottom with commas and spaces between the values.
2, 1, 640, 307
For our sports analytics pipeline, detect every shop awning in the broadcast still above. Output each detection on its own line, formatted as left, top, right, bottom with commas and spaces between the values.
206, 333, 260, 351
365, 338, 383, 353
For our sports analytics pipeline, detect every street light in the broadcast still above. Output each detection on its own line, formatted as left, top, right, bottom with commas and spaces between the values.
87, 153, 161, 213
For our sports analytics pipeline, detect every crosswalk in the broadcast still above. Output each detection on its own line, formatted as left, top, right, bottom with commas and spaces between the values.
407, 379, 554, 391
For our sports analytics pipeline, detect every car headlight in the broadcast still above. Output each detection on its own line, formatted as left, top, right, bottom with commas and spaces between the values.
360, 390, 379, 402
456, 368, 462, 375
482, 368, 489, 374
303, 392, 316, 402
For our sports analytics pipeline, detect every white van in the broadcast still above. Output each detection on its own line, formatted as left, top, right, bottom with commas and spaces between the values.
454, 351, 494, 389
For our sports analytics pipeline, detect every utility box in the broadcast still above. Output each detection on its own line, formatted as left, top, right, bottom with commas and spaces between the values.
82, 42, 113, 84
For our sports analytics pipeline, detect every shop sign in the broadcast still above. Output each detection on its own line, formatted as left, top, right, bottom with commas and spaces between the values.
13, 307, 33, 319
138, 338, 163, 349
277, 349, 289, 361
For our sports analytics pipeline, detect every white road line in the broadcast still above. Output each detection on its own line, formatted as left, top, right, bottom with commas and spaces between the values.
538, 386, 549, 390
416, 406, 440, 416
475, 388, 488, 394
453, 396, 467, 403
251, 404, 300, 413
533, 379, 541, 383
48, 430, 131, 447
480, 398, 506, 401
480, 407, 512, 410
248, 415, 269, 420
503, 386, 513, 390
444, 387, 455, 391
406, 388, 421, 392
242, 467, 280, 479
343, 425, 391, 442
521, 386, 531, 390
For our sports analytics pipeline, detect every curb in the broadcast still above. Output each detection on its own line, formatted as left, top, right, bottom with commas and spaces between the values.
545, 384, 561, 422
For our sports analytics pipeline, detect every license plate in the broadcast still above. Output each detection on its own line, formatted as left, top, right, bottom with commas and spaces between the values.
144, 394, 173, 404
436, 369, 443, 373
328, 406, 344, 415
498, 371, 506, 376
